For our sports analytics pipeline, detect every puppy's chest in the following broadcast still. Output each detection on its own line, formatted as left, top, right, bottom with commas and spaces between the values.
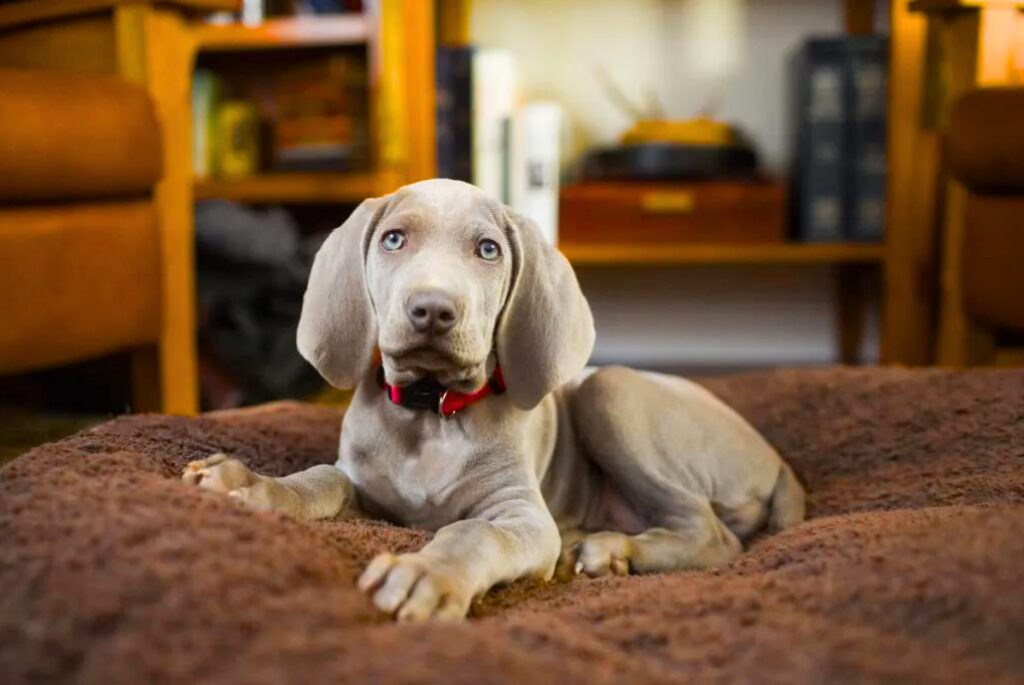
341, 433, 475, 529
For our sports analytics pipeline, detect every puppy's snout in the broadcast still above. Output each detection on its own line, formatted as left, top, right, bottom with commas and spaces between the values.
406, 290, 461, 336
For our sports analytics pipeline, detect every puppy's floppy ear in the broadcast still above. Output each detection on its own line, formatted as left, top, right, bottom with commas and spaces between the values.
496, 209, 595, 409
297, 196, 389, 389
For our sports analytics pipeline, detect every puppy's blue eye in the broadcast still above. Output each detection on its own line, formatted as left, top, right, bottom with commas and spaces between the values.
381, 230, 406, 251
477, 239, 501, 261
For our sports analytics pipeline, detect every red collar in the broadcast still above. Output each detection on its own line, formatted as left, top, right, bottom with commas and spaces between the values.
377, 365, 506, 418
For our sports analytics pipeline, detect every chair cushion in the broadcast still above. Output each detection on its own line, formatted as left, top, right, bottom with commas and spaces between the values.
948, 87, 1024, 193
0, 69, 161, 202
962, 195, 1024, 332
0, 201, 161, 373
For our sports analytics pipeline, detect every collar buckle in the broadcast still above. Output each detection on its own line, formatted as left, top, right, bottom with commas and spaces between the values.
397, 377, 446, 411
437, 389, 449, 419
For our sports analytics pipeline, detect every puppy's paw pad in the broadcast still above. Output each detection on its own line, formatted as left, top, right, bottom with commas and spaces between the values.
358, 552, 470, 622
181, 454, 258, 493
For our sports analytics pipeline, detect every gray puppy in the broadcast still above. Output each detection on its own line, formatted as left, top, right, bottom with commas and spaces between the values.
182, 179, 805, 621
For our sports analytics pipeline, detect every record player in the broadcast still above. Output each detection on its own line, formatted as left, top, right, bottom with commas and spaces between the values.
560, 117, 783, 246
580, 117, 760, 182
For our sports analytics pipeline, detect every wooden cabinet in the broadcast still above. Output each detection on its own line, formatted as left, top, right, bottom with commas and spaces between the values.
559, 182, 786, 247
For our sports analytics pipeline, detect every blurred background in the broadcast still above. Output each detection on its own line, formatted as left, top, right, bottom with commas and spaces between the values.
1, 0, 1023, 448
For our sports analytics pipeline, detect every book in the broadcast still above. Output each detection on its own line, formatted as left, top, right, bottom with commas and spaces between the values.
847, 36, 888, 242
511, 102, 563, 245
792, 39, 848, 243
791, 36, 889, 243
294, 0, 363, 14
192, 69, 221, 178
258, 54, 369, 172
436, 46, 474, 183
472, 49, 519, 204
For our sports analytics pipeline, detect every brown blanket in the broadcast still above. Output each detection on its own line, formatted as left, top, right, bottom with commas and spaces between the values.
2, 368, 1023, 684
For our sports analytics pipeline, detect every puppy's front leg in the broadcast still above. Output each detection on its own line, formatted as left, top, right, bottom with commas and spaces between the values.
182, 454, 357, 521
358, 485, 560, 621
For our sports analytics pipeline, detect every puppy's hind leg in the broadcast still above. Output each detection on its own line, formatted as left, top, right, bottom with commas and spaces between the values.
767, 463, 806, 531
558, 506, 741, 579
562, 366, 781, 578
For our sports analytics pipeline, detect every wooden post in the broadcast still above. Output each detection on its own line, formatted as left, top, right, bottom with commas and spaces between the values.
836, 264, 872, 365
403, 0, 437, 182
373, 0, 436, 194
116, 4, 200, 414
882, 1, 937, 365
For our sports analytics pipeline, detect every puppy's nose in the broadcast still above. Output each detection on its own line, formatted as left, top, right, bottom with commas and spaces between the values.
406, 290, 460, 336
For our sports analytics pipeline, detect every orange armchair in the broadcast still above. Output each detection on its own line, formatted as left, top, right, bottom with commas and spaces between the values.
939, 87, 1024, 366
0, 68, 198, 412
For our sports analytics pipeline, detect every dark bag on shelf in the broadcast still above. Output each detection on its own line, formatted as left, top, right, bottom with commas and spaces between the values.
194, 201, 325, 408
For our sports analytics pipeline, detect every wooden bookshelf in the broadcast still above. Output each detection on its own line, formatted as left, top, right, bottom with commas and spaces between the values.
194, 14, 370, 51
194, 172, 378, 203
561, 242, 887, 266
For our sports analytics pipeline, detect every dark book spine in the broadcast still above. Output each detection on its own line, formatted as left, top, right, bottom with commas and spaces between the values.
435, 46, 474, 183
436, 48, 457, 180
307, 0, 343, 13
794, 41, 848, 243
845, 38, 888, 242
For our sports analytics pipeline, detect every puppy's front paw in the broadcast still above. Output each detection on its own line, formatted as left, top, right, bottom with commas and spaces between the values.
182, 454, 297, 514
182, 453, 258, 492
557, 531, 633, 580
357, 552, 472, 622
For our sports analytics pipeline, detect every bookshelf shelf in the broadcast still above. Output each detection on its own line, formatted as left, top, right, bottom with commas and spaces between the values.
195, 15, 370, 52
194, 172, 378, 203
560, 242, 887, 266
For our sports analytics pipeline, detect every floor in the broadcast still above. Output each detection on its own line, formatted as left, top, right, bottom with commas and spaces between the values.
0, 410, 101, 467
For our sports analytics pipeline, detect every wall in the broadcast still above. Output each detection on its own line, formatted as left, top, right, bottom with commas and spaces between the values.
471, 0, 848, 172
577, 264, 880, 368
471, 0, 881, 369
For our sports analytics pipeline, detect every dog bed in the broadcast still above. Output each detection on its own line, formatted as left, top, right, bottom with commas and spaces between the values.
2, 368, 1023, 685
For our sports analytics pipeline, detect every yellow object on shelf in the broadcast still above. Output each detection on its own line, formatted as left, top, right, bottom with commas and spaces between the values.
621, 117, 736, 147
215, 101, 259, 179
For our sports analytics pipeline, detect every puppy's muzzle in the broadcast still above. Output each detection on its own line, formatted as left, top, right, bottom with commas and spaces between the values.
406, 289, 462, 337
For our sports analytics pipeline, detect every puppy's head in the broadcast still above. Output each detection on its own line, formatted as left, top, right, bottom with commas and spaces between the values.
297, 179, 594, 409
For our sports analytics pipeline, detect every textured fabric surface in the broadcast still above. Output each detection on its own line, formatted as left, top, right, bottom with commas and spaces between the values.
962, 195, 1024, 332
1, 368, 1023, 684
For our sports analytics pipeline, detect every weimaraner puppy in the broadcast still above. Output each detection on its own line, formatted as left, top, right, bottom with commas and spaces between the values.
182, 179, 805, 621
